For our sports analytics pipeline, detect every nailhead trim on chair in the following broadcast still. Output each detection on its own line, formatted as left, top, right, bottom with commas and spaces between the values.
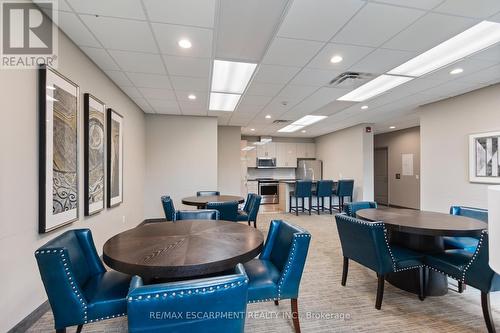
460, 230, 486, 283
128, 279, 249, 302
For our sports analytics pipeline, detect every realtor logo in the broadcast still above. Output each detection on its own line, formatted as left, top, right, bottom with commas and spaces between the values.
1, 0, 58, 68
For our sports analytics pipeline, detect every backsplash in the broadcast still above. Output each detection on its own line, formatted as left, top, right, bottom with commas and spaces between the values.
247, 168, 295, 180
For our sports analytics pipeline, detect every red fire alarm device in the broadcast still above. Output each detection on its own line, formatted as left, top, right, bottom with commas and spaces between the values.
365, 126, 372, 133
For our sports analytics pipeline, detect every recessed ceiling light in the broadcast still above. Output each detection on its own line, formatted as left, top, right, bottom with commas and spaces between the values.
188, 94, 197, 100
330, 55, 343, 63
250, 128, 255, 131
209, 92, 240, 112
178, 39, 192, 49
211, 60, 257, 94
337, 75, 413, 102
450, 68, 464, 75
389, 126, 396, 129
388, 21, 500, 77
278, 115, 327, 133
265, 115, 271, 119
278, 124, 304, 133
361, 105, 369, 110
301, 130, 306, 133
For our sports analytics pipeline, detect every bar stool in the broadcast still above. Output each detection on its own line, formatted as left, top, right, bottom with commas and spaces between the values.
332, 179, 354, 212
312, 180, 334, 215
289, 180, 313, 216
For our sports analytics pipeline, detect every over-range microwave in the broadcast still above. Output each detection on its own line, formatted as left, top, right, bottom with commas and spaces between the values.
257, 157, 276, 168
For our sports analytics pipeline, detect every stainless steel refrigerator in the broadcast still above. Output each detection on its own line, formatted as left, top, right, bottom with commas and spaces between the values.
296, 159, 323, 181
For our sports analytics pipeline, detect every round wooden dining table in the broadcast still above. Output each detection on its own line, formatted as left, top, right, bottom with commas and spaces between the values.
356, 207, 487, 296
103, 220, 264, 281
181, 195, 245, 209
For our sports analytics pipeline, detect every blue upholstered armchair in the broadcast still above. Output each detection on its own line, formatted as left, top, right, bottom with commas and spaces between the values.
426, 231, 499, 332
444, 206, 488, 253
196, 190, 220, 197
335, 214, 424, 309
35, 229, 131, 333
237, 194, 261, 228
344, 201, 378, 217
243, 220, 311, 333
127, 264, 249, 333
206, 201, 239, 222
161, 195, 176, 221
176, 209, 219, 221
289, 180, 313, 216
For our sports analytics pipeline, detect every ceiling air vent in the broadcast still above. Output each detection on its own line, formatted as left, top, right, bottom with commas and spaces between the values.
272, 119, 289, 124
329, 72, 375, 89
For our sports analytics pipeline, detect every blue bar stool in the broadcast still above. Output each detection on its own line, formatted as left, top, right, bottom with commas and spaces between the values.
312, 180, 334, 214
289, 180, 313, 216
333, 179, 354, 212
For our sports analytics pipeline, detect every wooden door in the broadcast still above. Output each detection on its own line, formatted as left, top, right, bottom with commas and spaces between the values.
374, 147, 389, 205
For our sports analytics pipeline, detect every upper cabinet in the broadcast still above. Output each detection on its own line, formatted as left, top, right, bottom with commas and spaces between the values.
246, 147, 257, 168
276, 143, 297, 168
296, 142, 316, 159
256, 142, 277, 158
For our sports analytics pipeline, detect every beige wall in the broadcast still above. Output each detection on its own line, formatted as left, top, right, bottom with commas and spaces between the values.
375, 127, 420, 209
0, 31, 146, 332
218, 126, 242, 195
144, 115, 218, 217
315, 124, 374, 201
420, 84, 500, 212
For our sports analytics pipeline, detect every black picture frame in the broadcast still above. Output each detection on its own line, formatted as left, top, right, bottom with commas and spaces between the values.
106, 108, 124, 208
39, 65, 80, 233
84, 93, 106, 216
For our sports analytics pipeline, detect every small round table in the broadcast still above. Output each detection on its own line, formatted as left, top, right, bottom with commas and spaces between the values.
103, 220, 264, 281
182, 195, 245, 209
356, 207, 487, 296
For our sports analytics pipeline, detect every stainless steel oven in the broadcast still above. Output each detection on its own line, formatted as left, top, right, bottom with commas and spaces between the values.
258, 179, 279, 204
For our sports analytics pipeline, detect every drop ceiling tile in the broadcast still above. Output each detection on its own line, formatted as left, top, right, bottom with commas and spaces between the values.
149, 99, 181, 114
471, 44, 500, 62
109, 50, 165, 74
80, 15, 157, 52
307, 43, 374, 71
286, 87, 350, 117
181, 107, 208, 116
350, 48, 417, 74
422, 58, 498, 82
277, 0, 364, 41
245, 82, 284, 96
275, 85, 318, 104
57, 12, 101, 47
131, 97, 153, 112
126, 72, 172, 89
290, 68, 341, 86
143, 0, 216, 28
80, 47, 120, 70
104, 70, 133, 86
262, 37, 324, 67
175, 91, 208, 102
216, 0, 287, 62
312, 100, 354, 116
138, 87, 176, 100
490, 11, 500, 23
383, 13, 476, 52
434, 0, 500, 19
239, 95, 273, 107
457, 64, 500, 84
152, 23, 212, 58
170, 76, 209, 91
119, 86, 143, 99
332, 3, 425, 47
367, 0, 443, 10
67, 0, 146, 19
35, 0, 72, 11
253, 65, 301, 84
163, 55, 210, 78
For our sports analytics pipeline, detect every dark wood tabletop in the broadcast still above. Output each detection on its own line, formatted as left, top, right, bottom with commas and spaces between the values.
181, 195, 245, 206
103, 220, 263, 280
356, 207, 487, 236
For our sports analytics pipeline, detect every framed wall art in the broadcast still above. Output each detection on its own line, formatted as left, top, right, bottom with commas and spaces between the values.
469, 131, 500, 184
107, 108, 123, 207
39, 66, 80, 233
84, 93, 106, 215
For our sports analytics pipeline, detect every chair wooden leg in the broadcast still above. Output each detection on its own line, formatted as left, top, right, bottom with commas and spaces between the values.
418, 267, 425, 301
253, 220, 257, 228
289, 195, 292, 213
309, 196, 311, 215
375, 274, 385, 310
291, 298, 301, 333
56, 329, 66, 333
482, 292, 496, 333
341, 257, 349, 286
458, 281, 466, 293
76, 325, 83, 333
296, 197, 299, 216
274, 300, 279, 306
329, 196, 333, 214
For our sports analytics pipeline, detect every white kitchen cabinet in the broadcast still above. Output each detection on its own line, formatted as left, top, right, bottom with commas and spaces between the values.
247, 180, 258, 194
276, 143, 297, 168
296, 142, 316, 158
246, 147, 257, 168
256, 142, 276, 158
